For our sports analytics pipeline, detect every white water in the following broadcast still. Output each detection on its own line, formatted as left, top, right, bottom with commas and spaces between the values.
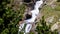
18, 0, 43, 34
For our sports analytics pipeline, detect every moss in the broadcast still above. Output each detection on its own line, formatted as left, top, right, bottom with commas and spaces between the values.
54, 5, 60, 11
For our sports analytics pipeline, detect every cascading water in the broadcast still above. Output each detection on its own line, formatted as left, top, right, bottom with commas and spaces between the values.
18, 0, 43, 34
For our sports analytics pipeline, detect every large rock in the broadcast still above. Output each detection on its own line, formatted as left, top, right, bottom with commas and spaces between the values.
51, 22, 60, 31
45, 16, 54, 23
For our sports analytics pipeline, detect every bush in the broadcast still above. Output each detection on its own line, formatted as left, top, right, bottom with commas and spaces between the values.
57, 0, 60, 2
36, 16, 58, 34
0, 0, 25, 34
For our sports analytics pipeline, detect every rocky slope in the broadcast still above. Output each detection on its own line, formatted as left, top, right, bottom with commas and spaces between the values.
41, 0, 60, 32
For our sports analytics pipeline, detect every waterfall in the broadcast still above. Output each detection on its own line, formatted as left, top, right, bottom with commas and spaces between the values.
34, 0, 43, 9
18, 0, 43, 34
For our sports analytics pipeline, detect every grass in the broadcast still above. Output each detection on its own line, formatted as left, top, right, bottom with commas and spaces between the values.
41, 2, 60, 20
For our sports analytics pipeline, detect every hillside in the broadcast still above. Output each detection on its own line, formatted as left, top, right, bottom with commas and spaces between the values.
0, 0, 60, 34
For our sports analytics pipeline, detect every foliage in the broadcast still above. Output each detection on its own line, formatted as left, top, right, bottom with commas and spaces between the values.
0, 0, 25, 34
36, 16, 58, 34
57, 0, 60, 2
0, 0, 59, 34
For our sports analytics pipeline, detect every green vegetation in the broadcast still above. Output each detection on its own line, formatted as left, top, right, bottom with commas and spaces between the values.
36, 16, 58, 34
57, 0, 60, 2
41, 2, 60, 22
0, 0, 25, 34
0, 0, 60, 34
